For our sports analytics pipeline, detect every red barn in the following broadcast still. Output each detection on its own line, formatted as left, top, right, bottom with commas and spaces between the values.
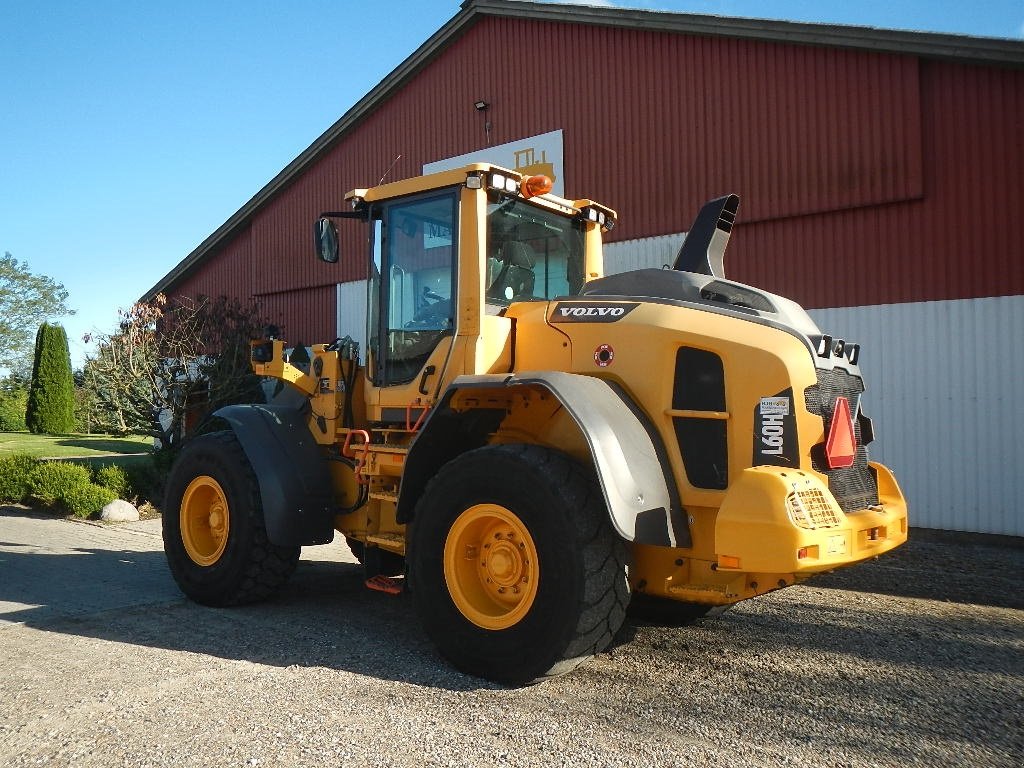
145, 0, 1024, 536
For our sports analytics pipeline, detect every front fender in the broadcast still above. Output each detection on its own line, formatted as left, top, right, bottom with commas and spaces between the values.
398, 372, 690, 547
213, 404, 335, 547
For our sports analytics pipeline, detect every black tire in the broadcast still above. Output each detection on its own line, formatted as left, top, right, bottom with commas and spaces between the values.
408, 444, 629, 685
162, 431, 300, 606
344, 536, 405, 577
628, 594, 726, 626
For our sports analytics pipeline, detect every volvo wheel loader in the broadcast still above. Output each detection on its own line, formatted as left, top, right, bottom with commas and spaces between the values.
162, 163, 909, 685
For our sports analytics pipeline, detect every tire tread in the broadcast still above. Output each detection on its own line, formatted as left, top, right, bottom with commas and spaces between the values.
413, 443, 629, 684
163, 431, 299, 606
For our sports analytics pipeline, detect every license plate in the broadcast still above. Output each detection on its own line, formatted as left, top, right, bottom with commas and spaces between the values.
827, 534, 847, 555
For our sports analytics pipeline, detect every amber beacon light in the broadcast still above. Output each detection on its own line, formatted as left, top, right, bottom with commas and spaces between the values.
521, 174, 553, 198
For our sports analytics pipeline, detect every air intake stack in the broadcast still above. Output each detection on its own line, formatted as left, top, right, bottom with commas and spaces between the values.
671, 194, 740, 278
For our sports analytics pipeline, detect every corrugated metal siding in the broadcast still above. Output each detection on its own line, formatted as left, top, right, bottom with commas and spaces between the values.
561, 23, 923, 233
414, 17, 922, 237
337, 280, 368, 358
811, 295, 1024, 537
733, 59, 1024, 309
604, 232, 686, 275
174, 224, 252, 300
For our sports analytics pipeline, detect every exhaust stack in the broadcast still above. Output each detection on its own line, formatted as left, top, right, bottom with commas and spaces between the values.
671, 194, 740, 278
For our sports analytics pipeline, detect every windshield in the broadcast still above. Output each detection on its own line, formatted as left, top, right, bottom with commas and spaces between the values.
485, 194, 585, 307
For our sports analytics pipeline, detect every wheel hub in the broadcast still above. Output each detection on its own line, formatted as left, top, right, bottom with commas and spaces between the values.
444, 504, 539, 630
208, 505, 225, 535
483, 538, 524, 588
180, 475, 230, 567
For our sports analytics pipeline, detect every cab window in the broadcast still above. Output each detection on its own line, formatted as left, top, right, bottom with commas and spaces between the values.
367, 191, 457, 386
485, 195, 585, 308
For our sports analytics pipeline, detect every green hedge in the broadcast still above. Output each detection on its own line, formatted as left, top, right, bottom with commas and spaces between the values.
0, 453, 37, 503
25, 461, 126, 518
63, 483, 117, 518
92, 463, 129, 498
0, 387, 28, 431
29, 461, 92, 505
0, 452, 167, 517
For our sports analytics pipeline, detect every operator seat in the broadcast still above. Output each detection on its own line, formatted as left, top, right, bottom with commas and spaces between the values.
487, 242, 536, 301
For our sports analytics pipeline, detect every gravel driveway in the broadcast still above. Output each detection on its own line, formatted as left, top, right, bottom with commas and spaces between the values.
0, 506, 1021, 767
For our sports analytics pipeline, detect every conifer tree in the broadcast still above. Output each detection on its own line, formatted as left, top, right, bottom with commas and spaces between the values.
25, 323, 76, 434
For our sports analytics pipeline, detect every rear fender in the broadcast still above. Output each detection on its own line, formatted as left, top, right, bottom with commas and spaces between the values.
397, 372, 690, 547
213, 404, 335, 547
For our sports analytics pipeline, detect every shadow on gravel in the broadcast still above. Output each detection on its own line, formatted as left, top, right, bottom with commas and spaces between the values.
610, 603, 1023, 767
3, 509, 1020, 697
803, 530, 1024, 610
0, 513, 493, 692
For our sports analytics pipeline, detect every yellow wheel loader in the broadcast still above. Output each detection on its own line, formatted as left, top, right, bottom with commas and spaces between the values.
162, 164, 908, 685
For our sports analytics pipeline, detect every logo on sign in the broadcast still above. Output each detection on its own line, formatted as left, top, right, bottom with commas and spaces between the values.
760, 397, 790, 415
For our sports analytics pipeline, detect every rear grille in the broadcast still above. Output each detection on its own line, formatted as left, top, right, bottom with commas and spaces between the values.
804, 367, 879, 513
786, 487, 844, 529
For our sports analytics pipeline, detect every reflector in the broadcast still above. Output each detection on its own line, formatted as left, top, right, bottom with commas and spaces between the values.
825, 396, 857, 469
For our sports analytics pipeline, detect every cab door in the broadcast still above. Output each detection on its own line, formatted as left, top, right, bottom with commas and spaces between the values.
364, 189, 459, 422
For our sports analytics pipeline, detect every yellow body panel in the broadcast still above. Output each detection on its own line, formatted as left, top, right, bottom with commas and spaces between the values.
714, 465, 907, 573
503, 298, 909, 602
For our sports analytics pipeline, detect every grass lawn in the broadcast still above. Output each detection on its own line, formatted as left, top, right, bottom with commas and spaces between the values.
0, 432, 152, 459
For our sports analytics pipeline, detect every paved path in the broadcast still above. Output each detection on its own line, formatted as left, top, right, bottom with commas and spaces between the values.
0, 507, 353, 628
0, 511, 175, 626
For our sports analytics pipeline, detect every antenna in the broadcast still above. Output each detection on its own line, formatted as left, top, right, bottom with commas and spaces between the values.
378, 154, 402, 186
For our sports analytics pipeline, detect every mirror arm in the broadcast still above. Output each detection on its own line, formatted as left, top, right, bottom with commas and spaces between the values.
319, 210, 369, 221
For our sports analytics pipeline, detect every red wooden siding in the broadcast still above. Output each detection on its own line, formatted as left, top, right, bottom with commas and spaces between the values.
731, 59, 1024, 308
254, 285, 337, 344
169, 13, 1023, 341
176, 224, 251, 300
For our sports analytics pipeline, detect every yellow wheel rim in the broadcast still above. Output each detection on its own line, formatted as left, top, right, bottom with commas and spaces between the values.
443, 503, 539, 630
180, 475, 230, 566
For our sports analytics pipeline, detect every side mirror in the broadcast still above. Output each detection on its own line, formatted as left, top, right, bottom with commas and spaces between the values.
314, 217, 339, 263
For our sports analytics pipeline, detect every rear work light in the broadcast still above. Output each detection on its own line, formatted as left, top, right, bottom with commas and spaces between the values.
579, 205, 616, 231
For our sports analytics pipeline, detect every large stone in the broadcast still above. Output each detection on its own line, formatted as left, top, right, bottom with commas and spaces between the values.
101, 499, 139, 522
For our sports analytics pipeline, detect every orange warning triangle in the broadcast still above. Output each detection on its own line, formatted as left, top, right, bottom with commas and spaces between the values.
825, 396, 857, 469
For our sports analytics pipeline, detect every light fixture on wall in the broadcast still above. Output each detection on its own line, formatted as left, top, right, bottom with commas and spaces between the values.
474, 99, 492, 145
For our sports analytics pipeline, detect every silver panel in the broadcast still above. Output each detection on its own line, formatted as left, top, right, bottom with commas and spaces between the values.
336, 280, 368, 363
603, 232, 686, 276
811, 295, 1024, 537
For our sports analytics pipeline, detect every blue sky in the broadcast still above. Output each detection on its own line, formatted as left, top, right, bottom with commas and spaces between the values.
2, 0, 1021, 369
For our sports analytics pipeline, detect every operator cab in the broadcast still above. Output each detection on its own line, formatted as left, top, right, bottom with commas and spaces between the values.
311, 164, 615, 422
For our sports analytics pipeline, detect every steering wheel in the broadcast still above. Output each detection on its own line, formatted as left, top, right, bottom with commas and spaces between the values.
405, 295, 451, 329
